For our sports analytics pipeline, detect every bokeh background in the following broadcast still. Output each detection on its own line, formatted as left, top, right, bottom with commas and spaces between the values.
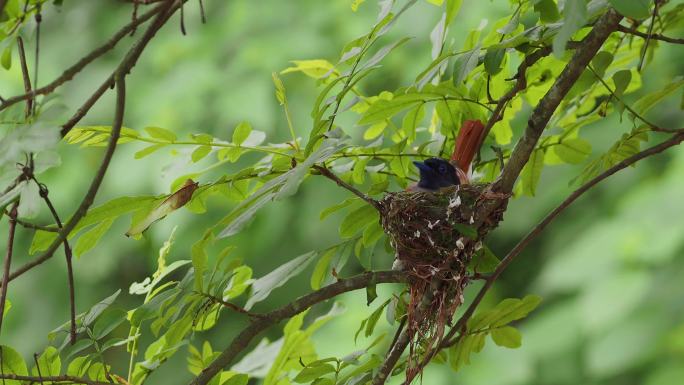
1, 1, 683, 384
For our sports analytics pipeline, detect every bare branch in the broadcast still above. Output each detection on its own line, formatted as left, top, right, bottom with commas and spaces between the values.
617, 24, 684, 45
371, 330, 410, 385
190, 271, 407, 385
194, 291, 264, 319
0, 202, 18, 336
4, 212, 58, 232
496, 9, 623, 193
0, 3, 166, 113
312, 165, 381, 211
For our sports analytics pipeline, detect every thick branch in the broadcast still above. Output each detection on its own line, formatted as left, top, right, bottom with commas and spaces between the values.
0, 2, 166, 112
440, 131, 684, 349
617, 24, 684, 45
496, 9, 623, 193
190, 271, 407, 385
60, 0, 180, 136
371, 330, 410, 385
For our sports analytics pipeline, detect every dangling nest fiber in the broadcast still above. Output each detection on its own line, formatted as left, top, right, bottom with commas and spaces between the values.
378, 183, 507, 380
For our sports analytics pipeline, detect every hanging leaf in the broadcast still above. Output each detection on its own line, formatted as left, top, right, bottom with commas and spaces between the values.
125, 179, 199, 237
608, 0, 651, 20
452, 43, 482, 84
244, 251, 317, 310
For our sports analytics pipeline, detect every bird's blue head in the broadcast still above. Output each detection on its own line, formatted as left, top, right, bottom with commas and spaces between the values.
413, 157, 460, 191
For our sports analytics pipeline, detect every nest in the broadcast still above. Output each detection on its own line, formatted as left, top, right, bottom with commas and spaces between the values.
378, 183, 507, 380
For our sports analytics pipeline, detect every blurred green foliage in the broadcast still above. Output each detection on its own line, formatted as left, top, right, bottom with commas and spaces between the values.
0, 0, 683, 384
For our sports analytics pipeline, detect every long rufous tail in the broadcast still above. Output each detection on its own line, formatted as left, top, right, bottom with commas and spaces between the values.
450, 120, 485, 179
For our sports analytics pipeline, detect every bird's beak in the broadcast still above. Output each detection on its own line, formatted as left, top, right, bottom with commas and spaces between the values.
413, 161, 431, 174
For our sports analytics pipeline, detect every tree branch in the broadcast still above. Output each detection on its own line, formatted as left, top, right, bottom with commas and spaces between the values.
617, 24, 684, 45
0, 202, 18, 336
440, 131, 684, 350
371, 330, 410, 385
0, 2, 167, 112
60, 0, 181, 136
312, 165, 381, 211
190, 271, 407, 385
3, 212, 58, 232
496, 9, 623, 193
0, 373, 112, 385
35, 181, 77, 345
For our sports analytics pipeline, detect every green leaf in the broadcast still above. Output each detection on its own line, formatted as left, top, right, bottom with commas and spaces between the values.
469, 244, 499, 273
134, 143, 167, 159
232, 121, 252, 146
452, 43, 481, 84
92, 308, 126, 340
191, 145, 212, 162
490, 326, 522, 348
272, 72, 287, 105
67, 356, 91, 377
351, 0, 366, 12
74, 218, 114, 257
192, 232, 213, 291
553, 0, 587, 57
222, 373, 249, 385
32, 346, 61, 377
483, 48, 505, 75
609, 0, 651, 19
535, 0, 560, 23
1, 46, 11, 70
365, 299, 390, 337
633, 78, 684, 115
519, 149, 544, 196
591, 51, 614, 78
553, 138, 592, 164
339, 204, 379, 238
281, 59, 336, 79
294, 363, 336, 383
144, 126, 177, 142
358, 93, 426, 125
445, 0, 463, 26
320, 198, 358, 220
612, 69, 632, 97
245, 251, 317, 310
452, 223, 478, 239
311, 247, 336, 290
0, 345, 29, 384
223, 265, 253, 299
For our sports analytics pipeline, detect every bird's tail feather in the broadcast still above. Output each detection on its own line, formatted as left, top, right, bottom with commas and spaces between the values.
450, 119, 485, 175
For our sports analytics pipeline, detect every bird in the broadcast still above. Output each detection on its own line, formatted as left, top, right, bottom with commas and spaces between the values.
410, 119, 485, 192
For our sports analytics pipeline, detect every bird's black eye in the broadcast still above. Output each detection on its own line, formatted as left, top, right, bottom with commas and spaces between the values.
438, 164, 447, 174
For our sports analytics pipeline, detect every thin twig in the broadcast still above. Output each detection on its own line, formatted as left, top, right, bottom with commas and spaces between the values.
312, 165, 381, 211
194, 292, 263, 319
189, 271, 407, 385
0, 3, 167, 113
16, 37, 33, 117
35, 181, 77, 345
617, 25, 684, 45
637, 2, 659, 71
4, 211, 58, 232
0, 203, 18, 336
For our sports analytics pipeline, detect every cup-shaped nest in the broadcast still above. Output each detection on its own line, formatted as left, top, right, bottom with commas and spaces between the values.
379, 184, 489, 270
